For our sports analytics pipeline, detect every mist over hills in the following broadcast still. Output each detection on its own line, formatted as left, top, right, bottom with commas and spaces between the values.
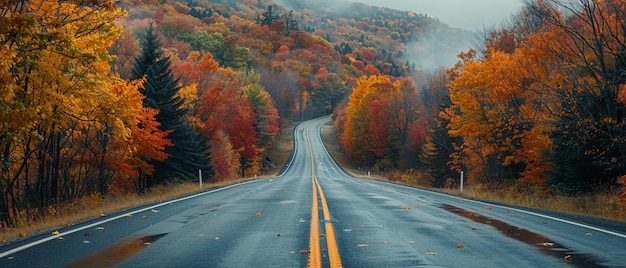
269, 0, 474, 69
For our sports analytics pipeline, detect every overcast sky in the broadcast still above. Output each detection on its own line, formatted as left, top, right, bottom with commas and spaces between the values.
353, 0, 526, 31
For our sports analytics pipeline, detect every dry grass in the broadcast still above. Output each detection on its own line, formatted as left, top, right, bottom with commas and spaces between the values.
436, 186, 626, 222
265, 120, 295, 175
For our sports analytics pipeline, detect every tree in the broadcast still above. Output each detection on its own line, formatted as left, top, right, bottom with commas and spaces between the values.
282, 10, 299, 36
242, 71, 280, 151
0, 0, 147, 226
255, 5, 280, 26
341, 75, 422, 168
525, 0, 626, 194
132, 25, 213, 184
419, 70, 458, 187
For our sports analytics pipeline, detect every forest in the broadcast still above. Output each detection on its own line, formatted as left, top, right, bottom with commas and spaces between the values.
1, 0, 626, 229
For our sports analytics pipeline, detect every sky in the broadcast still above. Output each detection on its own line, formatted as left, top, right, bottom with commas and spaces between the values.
353, 0, 526, 31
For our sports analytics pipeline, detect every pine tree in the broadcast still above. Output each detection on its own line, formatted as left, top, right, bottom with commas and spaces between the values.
133, 24, 214, 184
255, 5, 279, 26
420, 121, 456, 188
282, 10, 299, 36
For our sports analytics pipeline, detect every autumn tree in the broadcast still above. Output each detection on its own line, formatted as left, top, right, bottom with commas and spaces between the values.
0, 0, 170, 226
524, 0, 626, 194
341, 75, 422, 169
132, 25, 212, 184
242, 71, 280, 152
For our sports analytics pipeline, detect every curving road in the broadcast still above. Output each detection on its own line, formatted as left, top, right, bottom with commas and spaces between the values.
1, 117, 626, 267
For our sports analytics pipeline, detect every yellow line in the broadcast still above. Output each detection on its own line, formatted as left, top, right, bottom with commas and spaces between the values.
315, 177, 343, 267
307, 123, 322, 268
308, 176, 321, 267
306, 121, 342, 268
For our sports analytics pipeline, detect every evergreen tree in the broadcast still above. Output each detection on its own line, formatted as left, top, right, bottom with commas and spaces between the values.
255, 5, 279, 26
282, 10, 299, 36
420, 119, 456, 187
132, 25, 214, 184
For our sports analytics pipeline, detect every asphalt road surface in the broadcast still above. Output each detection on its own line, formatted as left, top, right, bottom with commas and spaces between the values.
1, 117, 626, 267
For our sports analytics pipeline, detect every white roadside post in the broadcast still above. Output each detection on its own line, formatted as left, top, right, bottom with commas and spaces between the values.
199, 169, 203, 188
460, 170, 464, 194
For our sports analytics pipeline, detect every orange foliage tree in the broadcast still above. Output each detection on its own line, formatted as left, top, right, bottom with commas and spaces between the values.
341, 75, 423, 169
0, 0, 172, 226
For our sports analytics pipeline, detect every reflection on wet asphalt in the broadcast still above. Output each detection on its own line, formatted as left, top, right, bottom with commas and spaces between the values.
65, 233, 167, 268
442, 204, 607, 268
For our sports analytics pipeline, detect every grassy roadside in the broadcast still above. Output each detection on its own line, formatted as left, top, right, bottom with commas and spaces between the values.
320, 121, 626, 223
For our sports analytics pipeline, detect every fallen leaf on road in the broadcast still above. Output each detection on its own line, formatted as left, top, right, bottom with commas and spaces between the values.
320, 234, 326, 237
142, 215, 148, 219
84, 232, 90, 237
199, 234, 206, 237
382, 241, 389, 244
256, 211, 263, 216
95, 226, 104, 230
100, 213, 106, 217
407, 240, 416, 243
125, 214, 133, 217
7, 256, 14, 260
542, 242, 554, 247
414, 205, 420, 208
402, 205, 410, 210
83, 240, 90, 244
564, 255, 572, 261
289, 251, 296, 254
299, 249, 310, 254
484, 206, 491, 210
19, 232, 27, 237
457, 243, 464, 248
277, 233, 284, 237
299, 218, 306, 223
214, 236, 220, 240
151, 209, 159, 213
52, 231, 60, 235
426, 251, 437, 255
357, 244, 368, 247
585, 232, 593, 236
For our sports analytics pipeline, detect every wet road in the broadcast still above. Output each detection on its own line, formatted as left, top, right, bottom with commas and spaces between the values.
1, 117, 626, 267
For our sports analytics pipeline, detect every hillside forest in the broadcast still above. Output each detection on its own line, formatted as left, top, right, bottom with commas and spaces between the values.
1, 0, 626, 228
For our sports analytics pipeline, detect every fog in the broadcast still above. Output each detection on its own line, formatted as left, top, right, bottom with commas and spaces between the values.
352, 0, 525, 31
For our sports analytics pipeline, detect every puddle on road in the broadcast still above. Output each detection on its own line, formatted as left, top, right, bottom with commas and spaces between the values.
442, 204, 607, 267
65, 233, 167, 268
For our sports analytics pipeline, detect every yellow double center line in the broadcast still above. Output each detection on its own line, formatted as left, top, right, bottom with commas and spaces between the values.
306, 122, 342, 268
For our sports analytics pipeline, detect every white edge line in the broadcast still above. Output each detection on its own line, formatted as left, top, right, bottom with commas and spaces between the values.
0, 180, 259, 258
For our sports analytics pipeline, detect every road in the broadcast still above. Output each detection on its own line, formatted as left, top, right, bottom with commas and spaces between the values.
1, 117, 626, 267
